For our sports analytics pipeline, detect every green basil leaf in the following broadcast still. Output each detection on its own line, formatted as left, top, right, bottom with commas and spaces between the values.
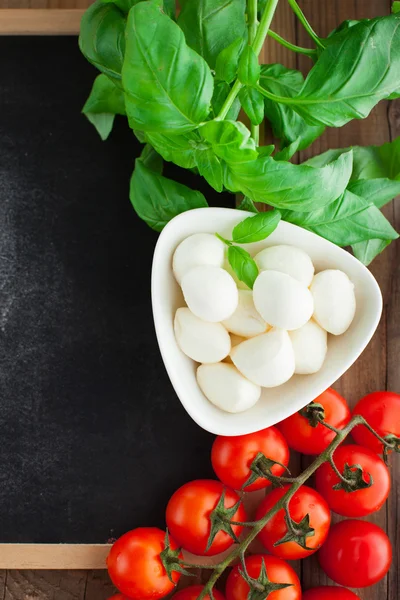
393, 1, 400, 13
224, 151, 353, 210
238, 86, 264, 125
215, 38, 245, 83
146, 131, 198, 169
211, 82, 242, 120
122, 0, 213, 133
100, 0, 138, 13
177, 0, 247, 69
82, 74, 126, 140
130, 157, 208, 231
238, 46, 260, 86
305, 137, 400, 181
259, 64, 324, 152
199, 120, 258, 164
283, 190, 399, 246
227, 246, 258, 289
79, 1, 126, 85
290, 15, 400, 127
194, 148, 224, 192
232, 209, 281, 243
347, 179, 400, 209
238, 197, 259, 213
140, 144, 163, 173
388, 91, 400, 99
163, 0, 176, 19
352, 239, 391, 265
258, 145, 275, 158
274, 139, 301, 162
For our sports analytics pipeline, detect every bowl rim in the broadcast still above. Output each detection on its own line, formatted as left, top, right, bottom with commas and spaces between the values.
151, 207, 383, 435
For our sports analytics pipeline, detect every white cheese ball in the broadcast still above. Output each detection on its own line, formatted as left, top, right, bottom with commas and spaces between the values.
174, 308, 231, 363
222, 290, 269, 338
254, 245, 315, 286
197, 363, 261, 413
253, 270, 314, 331
223, 258, 248, 290
310, 270, 356, 335
289, 320, 328, 374
181, 265, 238, 323
173, 233, 226, 284
231, 328, 295, 387
223, 334, 246, 364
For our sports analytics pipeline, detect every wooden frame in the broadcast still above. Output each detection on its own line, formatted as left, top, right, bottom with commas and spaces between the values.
0, 544, 111, 569
0, 9, 84, 35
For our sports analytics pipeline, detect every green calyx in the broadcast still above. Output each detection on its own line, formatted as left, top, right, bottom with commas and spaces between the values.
242, 452, 291, 489
159, 530, 193, 583
332, 462, 374, 493
239, 557, 293, 600
274, 512, 315, 551
206, 490, 243, 552
299, 402, 326, 427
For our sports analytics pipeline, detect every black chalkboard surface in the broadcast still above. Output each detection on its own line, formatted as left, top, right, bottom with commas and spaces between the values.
0, 37, 234, 543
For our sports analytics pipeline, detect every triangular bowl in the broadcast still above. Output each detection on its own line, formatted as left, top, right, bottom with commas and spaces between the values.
152, 208, 382, 436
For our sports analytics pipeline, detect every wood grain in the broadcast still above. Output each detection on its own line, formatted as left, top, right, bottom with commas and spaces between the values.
0, 9, 84, 34
0, 546, 110, 570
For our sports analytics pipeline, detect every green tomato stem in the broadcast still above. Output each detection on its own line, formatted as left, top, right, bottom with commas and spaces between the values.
287, 0, 325, 49
267, 29, 318, 56
216, 0, 280, 121
247, 0, 260, 145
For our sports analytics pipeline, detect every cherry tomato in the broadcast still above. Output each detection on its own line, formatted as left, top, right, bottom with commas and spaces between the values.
303, 587, 360, 600
316, 444, 390, 517
107, 528, 181, 599
108, 596, 131, 600
256, 485, 331, 559
173, 586, 225, 600
352, 391, 400, 454
211, 427, 290, 492
166, 479, 247, 556
225, 554, 301, 600
319, 519, 392, 587
277, 388, 351, 455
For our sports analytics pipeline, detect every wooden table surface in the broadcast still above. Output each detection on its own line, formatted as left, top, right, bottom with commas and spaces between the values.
0, 0, 399, 598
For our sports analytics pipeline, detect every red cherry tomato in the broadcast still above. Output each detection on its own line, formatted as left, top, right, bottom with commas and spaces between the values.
277, 388, 351, 455
256, 485, 331, 559
319, 519, 392, 587
303, 587, 360, 600
352, 391, 400, 454
166, 479, 247, 556
173, 586, 225, 600
108, 596, 131, 600
107, 528, 181, 599
225, 554, 301, 600
211, 427, 290, 492
316, 444, 390, 517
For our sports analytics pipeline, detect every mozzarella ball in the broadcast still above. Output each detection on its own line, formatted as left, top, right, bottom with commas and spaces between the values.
231, 328, 295, 387
222, 290, 269, 338
181, 265, 238, 323
289, 319, 328, 374
310, 270, 356, 335
223, 334, 246, 363
223, 258, 248, 290
253, 270, 314, 330
254, 245, 314, 286
197, 363, 261, 413
173, 233, 225, 284
174, 308, 231, 363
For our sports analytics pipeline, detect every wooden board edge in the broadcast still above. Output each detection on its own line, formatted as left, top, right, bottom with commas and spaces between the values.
0, 544, 111, 569
0, 9, 84, 35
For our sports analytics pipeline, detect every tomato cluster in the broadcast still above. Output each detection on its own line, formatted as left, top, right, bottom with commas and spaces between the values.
107, 389, 399, 600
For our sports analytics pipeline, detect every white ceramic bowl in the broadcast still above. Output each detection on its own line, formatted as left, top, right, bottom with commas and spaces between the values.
151, 208, 382, 436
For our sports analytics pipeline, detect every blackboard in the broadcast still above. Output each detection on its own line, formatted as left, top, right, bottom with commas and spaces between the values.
0, 37, 234, 544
